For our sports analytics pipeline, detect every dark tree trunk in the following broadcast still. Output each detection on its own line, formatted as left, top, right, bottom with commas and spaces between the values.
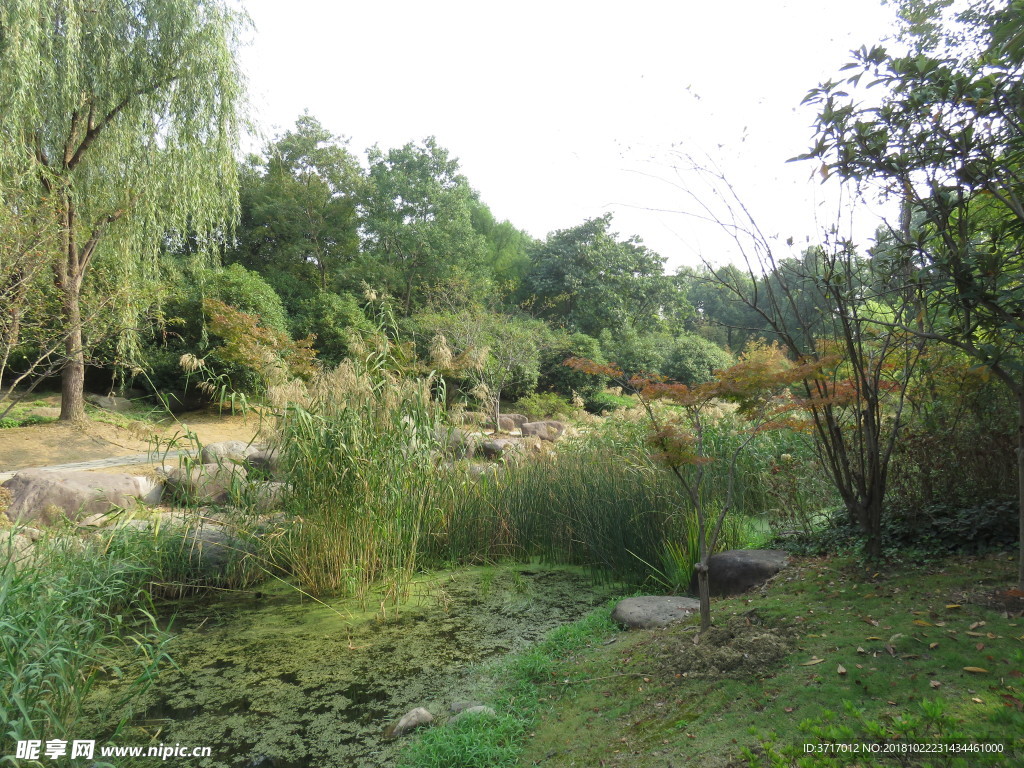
59, 282, 86, 422
1017, 390, 1024, 589
696, 563, 711, 631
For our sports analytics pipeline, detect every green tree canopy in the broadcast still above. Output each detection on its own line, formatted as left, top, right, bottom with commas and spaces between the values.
0, 0, 246, 420
227, 114, 363, 297
520, 214, 673, 338
360, 137, 487, 314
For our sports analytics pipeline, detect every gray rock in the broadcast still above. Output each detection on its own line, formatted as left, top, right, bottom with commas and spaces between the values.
2, 470, 163, 525
245, 447, 281, 476
467, 463, 502, 481
384, 707, 433, 739
495, 413, 529, 432
2, 532, 35, 566
200, 440, 266, 465
110, 516, 246, 576
449, 700, 485, 714
180, 524, 239, 571
480, 438, 524, 460
239, 481, 288, 513
449, 705, 496, 723
433, 427, 478, 459
689, 549, 789, 597
611, 596, 700, 629
521, 420, 566, 442
454, 411, 487, 427
165, 463, 246, 505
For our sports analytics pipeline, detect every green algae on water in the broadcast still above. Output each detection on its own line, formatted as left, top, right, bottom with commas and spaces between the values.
85, 565, 611, 767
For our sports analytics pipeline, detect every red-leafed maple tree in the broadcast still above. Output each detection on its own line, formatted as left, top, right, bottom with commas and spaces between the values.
568, 343, 826, 630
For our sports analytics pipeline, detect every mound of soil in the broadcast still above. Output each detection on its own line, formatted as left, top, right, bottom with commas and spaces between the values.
647, 613, 797, 679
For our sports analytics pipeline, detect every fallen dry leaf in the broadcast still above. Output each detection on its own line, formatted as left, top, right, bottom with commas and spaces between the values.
946, 604, 962, 610
837, 664, 847, 675
857, 646, 867, 654
913, 619, 933, 627
970, 621, 986, 630
963, 666, 989, 674
801, 657, 826, 666
929, 642, 939, 649
930, 680, 941, 688
975, 642, 985, 651
972, 697, 984, 704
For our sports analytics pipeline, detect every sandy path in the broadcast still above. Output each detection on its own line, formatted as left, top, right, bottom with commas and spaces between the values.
0, 409, 266, 477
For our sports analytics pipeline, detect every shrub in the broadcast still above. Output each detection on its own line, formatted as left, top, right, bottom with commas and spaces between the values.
536, 330, 605, 399
291, 290, 369, 365
582, 390, 633, 414
514, 392, 573, 420
660, 333, 734, 385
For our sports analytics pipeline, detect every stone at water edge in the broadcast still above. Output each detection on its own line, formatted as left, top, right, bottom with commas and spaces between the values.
449, 705, 497, 724
449, 700, 485, 714
1, 469, 163, 525
611, 596, 701, 629
164, 463, 246, 505
432, 426, 479, 459
383, 707, 434, 739
688, 549, 789, 597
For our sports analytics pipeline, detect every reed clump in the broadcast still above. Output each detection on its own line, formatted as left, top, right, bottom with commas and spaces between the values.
0, 528, 170, 746
256, 339, 831, 598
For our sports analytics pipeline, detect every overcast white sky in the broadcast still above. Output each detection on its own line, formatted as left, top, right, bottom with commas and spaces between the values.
238, 0, 901, 271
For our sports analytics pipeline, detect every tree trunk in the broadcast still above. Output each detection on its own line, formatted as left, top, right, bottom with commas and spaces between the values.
1017, 390, 1024, 590
59, 282, 87, 422
695, 562, 711, 631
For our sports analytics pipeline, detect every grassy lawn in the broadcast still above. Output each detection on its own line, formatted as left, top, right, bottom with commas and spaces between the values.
401, 551, 1023, 768
518, 552, 1023, 767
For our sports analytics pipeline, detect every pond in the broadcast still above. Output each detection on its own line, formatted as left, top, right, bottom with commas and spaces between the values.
88, 565, 611, 767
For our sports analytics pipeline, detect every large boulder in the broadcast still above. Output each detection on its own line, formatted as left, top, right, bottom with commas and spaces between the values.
1, 470, 163, 525
454, 411, 487, 427
432, 427, 478, 459
689, 549, 789, 597
1, 532, 35, 566
496, 413, 529, 432
612, 596, 700, 629
521, 420, 566, 442
245, 447, 282, 477
164, 463, 246, 505
200, 440, 266, 465
383, 707, 433, 739
112, 516, 247, 576
480, 438, 524, 460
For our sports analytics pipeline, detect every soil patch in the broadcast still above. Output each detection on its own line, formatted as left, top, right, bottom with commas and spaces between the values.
647, 613, 797, 679
952, 586, 1024, 617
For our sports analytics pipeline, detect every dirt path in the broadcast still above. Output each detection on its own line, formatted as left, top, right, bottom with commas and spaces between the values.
0, 407, 265, 478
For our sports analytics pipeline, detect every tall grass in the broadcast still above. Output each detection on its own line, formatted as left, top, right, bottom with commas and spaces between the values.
265, 343, 449, 599
257, 346, 833, 597
0, 529, 170, 754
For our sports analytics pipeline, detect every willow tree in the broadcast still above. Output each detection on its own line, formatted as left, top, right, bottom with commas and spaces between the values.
0, 0, 246, 420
